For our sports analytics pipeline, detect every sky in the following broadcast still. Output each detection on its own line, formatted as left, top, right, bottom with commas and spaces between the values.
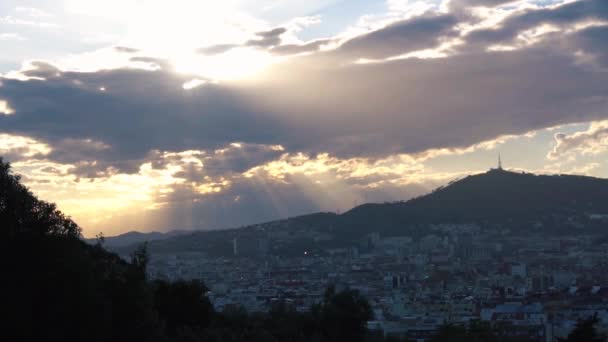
1, 0, 607, 237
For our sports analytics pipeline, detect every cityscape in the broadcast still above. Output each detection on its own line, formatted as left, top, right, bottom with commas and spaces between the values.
102, 165, 608, 341
143, 224, 608, 341
2, 0, 608, 341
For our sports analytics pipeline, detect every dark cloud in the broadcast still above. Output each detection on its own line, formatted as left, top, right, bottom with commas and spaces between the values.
3, 0, 608, 233
197, 144, 284, 177
448, 0, 518, 10
463, 0, 516, 5
466, 0, 608, 47
0, 66, 285, 174
337, 14, 458, 59
570, 25, 608, 68
255, 27, 288, 39
196, 28, 288, 55
246, 27, 287, 48
1, 1, 607, 178
270, 39, 332, 56
0, 148, 36, 163
196, 44, 239, 55
157, 143, 285, 181
114, 46, 139, 54
129, 56, 170, 69
250, 40, 606, 158
20, 61, 62, 79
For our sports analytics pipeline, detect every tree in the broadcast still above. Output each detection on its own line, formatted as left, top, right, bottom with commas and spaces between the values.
0, 157, 81, 239
466, 320, 499, 342
429, 321, 501, 342
313, 286, 373, 342
153, 279, 214, 337
1, 157, 163, 342
1, 158, 386, 342
559, 314, 606, 342
430, 323, 469, 342
131, 241, 149, 279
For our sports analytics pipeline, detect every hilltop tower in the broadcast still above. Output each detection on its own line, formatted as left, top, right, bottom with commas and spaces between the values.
498, 153, 503, 170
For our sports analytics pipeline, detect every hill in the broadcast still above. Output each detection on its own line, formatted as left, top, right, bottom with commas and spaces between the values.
339, 168, 608, 234
0, 157, 161, 341
86, 230, 189, 248
0, 157, 379, 342
115, 168, 608, 256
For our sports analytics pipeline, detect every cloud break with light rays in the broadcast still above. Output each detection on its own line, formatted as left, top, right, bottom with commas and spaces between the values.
1, 0, 608, 236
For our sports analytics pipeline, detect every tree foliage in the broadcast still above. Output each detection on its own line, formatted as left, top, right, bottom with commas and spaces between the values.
0, 158, 378, 342
0, 157, 80, 239
153, 279, 214, 337
559, 314, 606, 342
313, 286, 374, 342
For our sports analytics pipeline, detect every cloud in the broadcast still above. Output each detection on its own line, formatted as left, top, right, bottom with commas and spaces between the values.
3, 129, 493, 235
548, 120, 608, 159
270, 39, 333, 55
247, 27, 287, 47
197, 44, 239, 55
195, 10, 459, 60
1, 6, 608, 172
128, 56, 170, 70
337, 13, 459, 59
154, 143, 286, 180
0, 99, 14, 114
246, 27, 287, 48
2, 0, 608, 234
114, 46, 139, 54
465, 0, 608, 48
0, 64, 288, 175
195, 27, 288, 56
0, 134, 51, 162
99, 151, 460, 232
447, 0, 519, 10
569, 25, 608, 68
568, 162, 600, 175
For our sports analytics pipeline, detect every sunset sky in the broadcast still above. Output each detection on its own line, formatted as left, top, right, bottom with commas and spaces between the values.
1, 0, 607, 237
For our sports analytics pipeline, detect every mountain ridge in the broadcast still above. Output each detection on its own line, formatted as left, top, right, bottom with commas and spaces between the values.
86, 229, 190, 248
109, 169, 608, 255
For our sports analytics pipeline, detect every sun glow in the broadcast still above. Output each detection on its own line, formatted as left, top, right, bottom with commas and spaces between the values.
173, 48, 277, 81
66, 0, 280, 80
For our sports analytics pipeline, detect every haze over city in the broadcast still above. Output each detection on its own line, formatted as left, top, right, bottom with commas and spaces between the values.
1, 0, 607, 237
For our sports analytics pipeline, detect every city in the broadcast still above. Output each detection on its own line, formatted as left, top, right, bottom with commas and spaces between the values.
105, 168, 608, 341
2, 0, 608, 340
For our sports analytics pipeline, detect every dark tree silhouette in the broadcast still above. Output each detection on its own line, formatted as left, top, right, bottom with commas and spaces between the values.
153, 279, 214, 337
313, 286, 374, 342
131, 241, 150, 279
0, 157, 80, 239
1, 158, 162, 342
430, 323, 469, 342
559, 314, 606, 342
0, 157, 385, 342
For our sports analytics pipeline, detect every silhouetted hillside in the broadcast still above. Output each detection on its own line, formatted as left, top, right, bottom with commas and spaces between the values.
1, 157, 378, 342
340, 169, 608, 234
121, 169, 608, 256
1, 157, 162, 341
86, 230, 189, 248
